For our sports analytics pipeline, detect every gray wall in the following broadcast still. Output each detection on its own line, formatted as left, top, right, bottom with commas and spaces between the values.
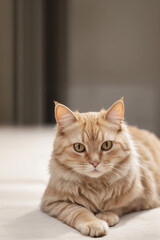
67, 0, 160, 135
0, 0, 44, 124
0, 0, 14, 124
0, 0, 67, 125
0, 0, 160, 133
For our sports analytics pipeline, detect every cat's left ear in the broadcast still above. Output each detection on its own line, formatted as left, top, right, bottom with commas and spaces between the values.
105, 97, 125, 126
54, 101, 78, 129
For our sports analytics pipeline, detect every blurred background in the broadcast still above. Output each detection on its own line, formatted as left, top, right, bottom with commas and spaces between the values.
0, 2, 160, 234
0, 0, 160, 135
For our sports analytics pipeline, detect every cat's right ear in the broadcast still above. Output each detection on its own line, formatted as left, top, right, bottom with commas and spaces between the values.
54, 101, 77, 129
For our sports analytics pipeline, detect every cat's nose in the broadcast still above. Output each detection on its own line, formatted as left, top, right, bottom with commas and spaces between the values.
89, 161, 100, 168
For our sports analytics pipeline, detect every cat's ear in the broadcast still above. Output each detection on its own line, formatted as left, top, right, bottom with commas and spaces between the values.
105, 97, 125, 125
54, 101, 77, 129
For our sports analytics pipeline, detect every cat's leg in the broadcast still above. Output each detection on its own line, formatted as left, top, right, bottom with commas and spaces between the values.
41, 201, 108, 237
96, 210, 122, 227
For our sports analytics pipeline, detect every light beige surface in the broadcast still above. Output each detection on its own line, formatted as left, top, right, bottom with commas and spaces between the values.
0, 127, 160, 240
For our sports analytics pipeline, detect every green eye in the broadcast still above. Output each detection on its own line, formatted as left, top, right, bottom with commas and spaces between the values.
101, 141, 113, 151
73, 143, 85, 153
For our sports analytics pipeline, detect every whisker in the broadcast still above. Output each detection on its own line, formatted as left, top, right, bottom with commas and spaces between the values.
102, 162, 128, 181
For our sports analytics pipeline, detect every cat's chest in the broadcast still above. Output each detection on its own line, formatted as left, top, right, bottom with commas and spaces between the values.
59, 178, 123, 212
69, 181, 116, 212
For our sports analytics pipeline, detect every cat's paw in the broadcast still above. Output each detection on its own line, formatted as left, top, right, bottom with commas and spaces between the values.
76, 219, 108, 237
96, 212, 119, 227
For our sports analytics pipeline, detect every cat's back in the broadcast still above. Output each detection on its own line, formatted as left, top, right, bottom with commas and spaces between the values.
128, 126, 160, 168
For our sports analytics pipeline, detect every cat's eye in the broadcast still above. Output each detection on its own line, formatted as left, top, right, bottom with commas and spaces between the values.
73, 143, 85, 153
101, 141, 113, 151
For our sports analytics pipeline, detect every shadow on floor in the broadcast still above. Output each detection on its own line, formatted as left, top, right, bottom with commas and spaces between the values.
8, 210, 82, 240
7, 208, 159, 240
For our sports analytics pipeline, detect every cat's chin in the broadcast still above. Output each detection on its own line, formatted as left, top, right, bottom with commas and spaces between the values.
86, 169, 104, 178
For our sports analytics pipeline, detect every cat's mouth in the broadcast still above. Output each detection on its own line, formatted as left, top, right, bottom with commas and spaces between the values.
91, 169, 100, 173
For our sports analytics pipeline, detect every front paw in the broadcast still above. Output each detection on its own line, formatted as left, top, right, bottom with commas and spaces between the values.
76, 219, 109, 237
96, 212, 119, 227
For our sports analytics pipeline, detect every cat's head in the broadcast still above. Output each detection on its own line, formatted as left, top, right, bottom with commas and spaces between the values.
53, 98, 132, 179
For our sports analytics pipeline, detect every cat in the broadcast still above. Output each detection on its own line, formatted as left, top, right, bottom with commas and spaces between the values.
41, 98, 160, 237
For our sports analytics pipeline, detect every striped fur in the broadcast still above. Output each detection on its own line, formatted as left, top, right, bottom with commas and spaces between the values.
41, 100, 160, 237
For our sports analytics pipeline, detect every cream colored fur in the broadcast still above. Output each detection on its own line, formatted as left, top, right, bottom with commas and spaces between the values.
41, 99, 160, 237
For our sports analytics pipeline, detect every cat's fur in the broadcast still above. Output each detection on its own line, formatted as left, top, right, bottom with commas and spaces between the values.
41, 98, 160, 237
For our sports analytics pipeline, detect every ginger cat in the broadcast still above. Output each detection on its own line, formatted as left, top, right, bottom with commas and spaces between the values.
41, 98, 160, 237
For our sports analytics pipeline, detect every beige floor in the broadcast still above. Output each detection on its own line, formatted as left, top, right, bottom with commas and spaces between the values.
0, 127, 160, 240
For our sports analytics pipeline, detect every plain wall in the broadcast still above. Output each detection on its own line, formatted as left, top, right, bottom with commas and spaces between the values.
0, 0, 14, 124
67, 0, 160, 135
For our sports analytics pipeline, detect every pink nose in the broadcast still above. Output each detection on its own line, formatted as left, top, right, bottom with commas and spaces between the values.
89, 161, 100, 168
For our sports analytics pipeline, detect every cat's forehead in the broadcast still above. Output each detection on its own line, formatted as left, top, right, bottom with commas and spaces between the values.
70, 111, 117, 143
